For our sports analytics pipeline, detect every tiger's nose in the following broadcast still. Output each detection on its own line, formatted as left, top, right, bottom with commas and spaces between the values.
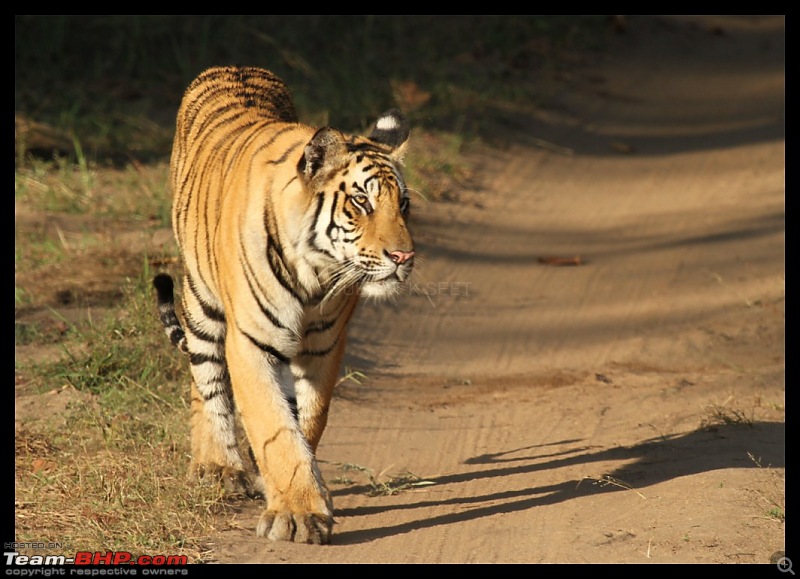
388, 250, 415, 265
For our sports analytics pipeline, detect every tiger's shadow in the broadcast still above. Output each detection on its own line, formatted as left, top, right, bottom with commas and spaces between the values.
329, 420, 784, 544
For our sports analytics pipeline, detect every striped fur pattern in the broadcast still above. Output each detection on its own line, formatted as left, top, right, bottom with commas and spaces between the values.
154, 66, 414, 544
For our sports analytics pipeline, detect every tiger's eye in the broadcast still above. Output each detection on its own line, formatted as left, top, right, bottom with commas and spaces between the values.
352, 194, 373, 214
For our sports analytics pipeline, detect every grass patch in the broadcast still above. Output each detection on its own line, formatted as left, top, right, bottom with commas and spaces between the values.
15, 421, 228, 562
747, 452, 785, 523
16, 16, 609, 164
14, 269, 231, 562
699, 397, 755, 431
766, 507, 785, 522
332, 463, 435, 496
18, 262, 185, 395
15, 156, 171, 219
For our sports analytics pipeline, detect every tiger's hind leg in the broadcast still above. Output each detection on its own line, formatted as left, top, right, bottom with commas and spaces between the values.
189, 380, 262, 497
182, 286, 261, 497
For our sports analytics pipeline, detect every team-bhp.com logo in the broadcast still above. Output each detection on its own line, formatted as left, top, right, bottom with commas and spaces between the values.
5, 549, 188, 572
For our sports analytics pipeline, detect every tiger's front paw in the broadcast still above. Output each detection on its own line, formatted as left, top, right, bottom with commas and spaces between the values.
256, 509, 334, 544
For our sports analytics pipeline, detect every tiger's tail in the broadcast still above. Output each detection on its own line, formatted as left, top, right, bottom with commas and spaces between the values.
153, 273, 189, 354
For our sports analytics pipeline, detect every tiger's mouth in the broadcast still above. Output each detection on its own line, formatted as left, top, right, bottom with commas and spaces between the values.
359, 263, 413, 298
361, 277, 403, 299
321, 252, 414, 300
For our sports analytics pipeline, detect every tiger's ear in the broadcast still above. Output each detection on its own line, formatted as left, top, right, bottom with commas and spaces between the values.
369, 109, 409, 161
298, 127, 348, 181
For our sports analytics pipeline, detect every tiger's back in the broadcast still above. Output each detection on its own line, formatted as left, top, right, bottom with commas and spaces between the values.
155, 66, 414, 544
172, 65, 297, 155
170, 67, 299, 297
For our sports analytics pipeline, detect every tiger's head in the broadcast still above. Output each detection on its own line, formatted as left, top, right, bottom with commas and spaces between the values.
298, 110, 415, 299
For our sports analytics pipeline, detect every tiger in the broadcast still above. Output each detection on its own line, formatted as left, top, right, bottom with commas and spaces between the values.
152, 66, 414, 544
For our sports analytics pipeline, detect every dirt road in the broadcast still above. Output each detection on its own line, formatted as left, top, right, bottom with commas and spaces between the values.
209, 16, 785, 564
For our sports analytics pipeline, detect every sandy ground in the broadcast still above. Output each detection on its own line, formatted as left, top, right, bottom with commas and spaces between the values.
202, 16, 785, 564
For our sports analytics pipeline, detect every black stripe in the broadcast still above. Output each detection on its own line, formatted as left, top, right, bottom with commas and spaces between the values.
300, 335, 341, 357
262, 200, 304, 303
280, 174, 298, 192
200, 388, 225, 402
308, 191, 335, 259
191, 102, 254, 146
286, 396, 299, 421
342, 232, 362, 243
304, 295, 351, 335
187, 277, 226, 323
221, 120, 276, 178
267, 239, 304, 303
265, 138, 304, 164
224, 124, 296, 179
189, 351, 225, 366
183, 308, 224, 344
362, 175, 378, 189
239, 235, 289, 330
346, 142, 385, 155
308, 193, 326, 250
325, 191, 340, 239
311, 191, 326, 222
241, 328, 290, 364
304, 318, 337, 335
244, 273, 287, 330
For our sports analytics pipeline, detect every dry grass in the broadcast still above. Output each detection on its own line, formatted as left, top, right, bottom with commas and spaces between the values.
331, 463, 435, 496
699, 396, 755, 431
747, 452, 785, 523
577, 474, 647, 500
14, 404, 238, 562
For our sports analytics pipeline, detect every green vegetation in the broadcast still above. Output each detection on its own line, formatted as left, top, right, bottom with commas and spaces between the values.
16, 15, 607, 163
